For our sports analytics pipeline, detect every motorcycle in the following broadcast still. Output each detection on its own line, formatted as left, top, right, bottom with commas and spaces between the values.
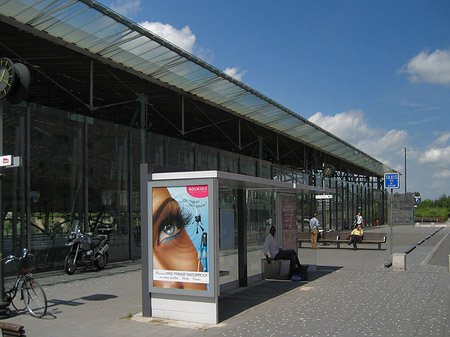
64, 222, 114, 275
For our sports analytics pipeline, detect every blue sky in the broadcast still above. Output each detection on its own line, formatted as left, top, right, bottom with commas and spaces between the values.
100, 0, 450, 200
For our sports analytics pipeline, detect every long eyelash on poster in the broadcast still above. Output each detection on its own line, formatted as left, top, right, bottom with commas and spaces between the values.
157, 208, 191, 244
179, 208, 192, 228
179, 206, 205, 234
180, 208, 204, 234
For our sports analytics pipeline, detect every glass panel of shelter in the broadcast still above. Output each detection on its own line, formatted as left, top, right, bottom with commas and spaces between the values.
0, 100, 385, 277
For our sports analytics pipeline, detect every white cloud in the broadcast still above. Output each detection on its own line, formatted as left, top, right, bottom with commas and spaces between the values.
196, 47, 215, 64
400, 49, 450, 85
109, 0, 141, 17
138, 23, 247, 79
106, 2, 247, 80
357, 129, 408, 157
434, 169, 450, 179
224, 67, 248, 81
400, 101, 440, 112
308, 110, 411, 177
309, 109, 375, 144
308, 109, 408, 157
419, 145, 450, 166
434, 132, 450, 146
404, 117, 439, 126
404, 139, 450, 199
139, 21, 196, 53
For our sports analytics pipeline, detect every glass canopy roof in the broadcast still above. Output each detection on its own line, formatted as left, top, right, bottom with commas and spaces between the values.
0, 0, 391, 176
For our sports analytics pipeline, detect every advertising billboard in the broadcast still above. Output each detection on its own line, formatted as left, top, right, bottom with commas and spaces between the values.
148, 179, 216, 297
281, 196, 297, 250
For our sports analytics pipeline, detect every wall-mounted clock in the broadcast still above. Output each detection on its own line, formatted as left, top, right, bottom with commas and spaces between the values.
323, 164, 336, 178
0, 58, 16, 100
7, 62, 31, 105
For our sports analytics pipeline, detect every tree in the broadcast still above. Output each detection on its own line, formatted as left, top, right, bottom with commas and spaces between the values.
415, 194, 450, 218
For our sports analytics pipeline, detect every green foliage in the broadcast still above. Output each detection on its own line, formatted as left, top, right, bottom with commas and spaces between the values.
436, 194, 450, 208
415, 207, 448, 218
416, 194, 450, 218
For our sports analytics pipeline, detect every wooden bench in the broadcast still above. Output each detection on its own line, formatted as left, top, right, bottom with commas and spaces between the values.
298, 231, 387, 250
298, 231, 340, 248
0, 322, 26, 336
336, 232, 387, 249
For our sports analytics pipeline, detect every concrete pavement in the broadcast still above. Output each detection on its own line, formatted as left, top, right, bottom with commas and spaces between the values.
1, 225, 449, 336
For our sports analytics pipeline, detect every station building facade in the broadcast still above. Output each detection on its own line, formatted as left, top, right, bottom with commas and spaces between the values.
0, 0, 390, 285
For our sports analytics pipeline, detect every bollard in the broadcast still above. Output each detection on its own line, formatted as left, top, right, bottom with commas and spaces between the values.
392, 253, 406, 271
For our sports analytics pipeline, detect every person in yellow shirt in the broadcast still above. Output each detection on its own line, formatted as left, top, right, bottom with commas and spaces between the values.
348, 224, 364, 250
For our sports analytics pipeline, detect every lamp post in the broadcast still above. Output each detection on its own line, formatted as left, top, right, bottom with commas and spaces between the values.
383, 172, 400, 267
404, 147, 407, 194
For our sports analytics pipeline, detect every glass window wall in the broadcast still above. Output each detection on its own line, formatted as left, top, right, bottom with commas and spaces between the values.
246, 190, 274, 280
219, 151, 239, 173
0, 100, 387, 279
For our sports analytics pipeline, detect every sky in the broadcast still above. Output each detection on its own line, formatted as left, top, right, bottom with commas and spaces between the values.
100, 0, 450, 201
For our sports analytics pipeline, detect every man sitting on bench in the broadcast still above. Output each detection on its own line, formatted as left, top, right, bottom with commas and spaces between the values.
263, 226, 301, 278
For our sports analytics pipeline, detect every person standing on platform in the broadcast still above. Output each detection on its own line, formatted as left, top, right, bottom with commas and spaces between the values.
309, 213, 320, 249
356, 212, 364, 227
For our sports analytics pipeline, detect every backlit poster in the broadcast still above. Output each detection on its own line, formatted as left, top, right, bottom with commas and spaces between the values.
152, 185, 209, 290
282, 197, 297, 250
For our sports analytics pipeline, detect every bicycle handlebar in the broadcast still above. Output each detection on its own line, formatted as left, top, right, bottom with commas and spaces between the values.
2, 250, 33, 264
2, 255, 18, 264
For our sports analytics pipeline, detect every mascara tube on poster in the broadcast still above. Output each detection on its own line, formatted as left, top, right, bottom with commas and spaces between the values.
197, 246, 202, 272
201, 232, 208, 272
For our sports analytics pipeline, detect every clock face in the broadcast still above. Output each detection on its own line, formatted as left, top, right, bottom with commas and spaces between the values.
323, 164, 335, 178
0, 58, 15, 100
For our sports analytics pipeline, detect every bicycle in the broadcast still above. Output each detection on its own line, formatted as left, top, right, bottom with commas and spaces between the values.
2, 248, 48, 318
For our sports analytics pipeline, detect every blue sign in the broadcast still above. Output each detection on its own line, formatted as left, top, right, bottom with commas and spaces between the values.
384, 173, 400, 189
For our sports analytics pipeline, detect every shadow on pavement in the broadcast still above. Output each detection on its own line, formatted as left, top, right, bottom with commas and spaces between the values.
218, 266, 341, 322
47, 294, 118, 310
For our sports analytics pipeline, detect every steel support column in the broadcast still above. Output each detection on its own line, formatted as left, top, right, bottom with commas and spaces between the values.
0, 102, 4, 305
26, 106, 31, 248
237, 189, 247, 287
83, 118, 89, 233
139, 94, 147, 163
140, 163, 151, 317
181, 96, 185, 136
128, 132, 133, 260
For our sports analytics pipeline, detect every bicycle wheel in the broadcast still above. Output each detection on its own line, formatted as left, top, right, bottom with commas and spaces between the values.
7, 288, 24, 312
21, 278, 47, 318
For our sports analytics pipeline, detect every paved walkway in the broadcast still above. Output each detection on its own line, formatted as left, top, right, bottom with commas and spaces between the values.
1, 225, 449, 336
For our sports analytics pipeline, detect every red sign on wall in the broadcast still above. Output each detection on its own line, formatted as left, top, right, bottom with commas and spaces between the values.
282, 198, 297, 250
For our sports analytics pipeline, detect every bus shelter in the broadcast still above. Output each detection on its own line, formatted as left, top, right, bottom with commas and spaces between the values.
140, 165, 333, 324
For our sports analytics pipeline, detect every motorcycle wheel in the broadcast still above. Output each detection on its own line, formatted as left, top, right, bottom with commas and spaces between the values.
94, 251, 108, 270
64, 252, 77, 275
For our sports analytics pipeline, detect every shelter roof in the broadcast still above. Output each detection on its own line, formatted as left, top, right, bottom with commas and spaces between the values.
0, 0, 393, 176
